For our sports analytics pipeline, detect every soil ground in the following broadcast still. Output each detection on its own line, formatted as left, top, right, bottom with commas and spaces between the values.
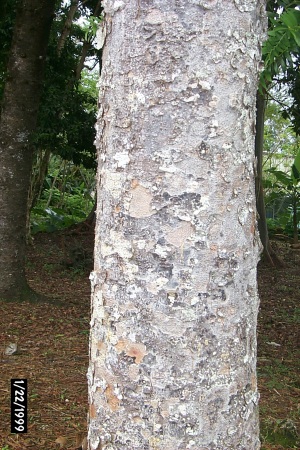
0, 230, 299, 450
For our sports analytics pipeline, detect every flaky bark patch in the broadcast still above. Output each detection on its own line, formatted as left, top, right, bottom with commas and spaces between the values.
88, 1, 267, 449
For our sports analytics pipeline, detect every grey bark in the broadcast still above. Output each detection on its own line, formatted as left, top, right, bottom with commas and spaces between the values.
88, 1, 266, 449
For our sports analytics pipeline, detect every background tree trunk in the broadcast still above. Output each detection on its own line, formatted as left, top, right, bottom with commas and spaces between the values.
89, 1, 266, 448
74, 0, 102, 83
255, 91, 284, 266
0, 0, 55, 300
292, 189, 299, 244
26, 148, 51, 241
57, 0, 79, 56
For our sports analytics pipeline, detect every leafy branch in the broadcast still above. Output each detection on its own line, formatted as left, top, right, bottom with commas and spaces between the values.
261, 8, 300, 89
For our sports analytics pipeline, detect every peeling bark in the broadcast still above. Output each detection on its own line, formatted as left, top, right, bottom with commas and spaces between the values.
89, 1, 266, 449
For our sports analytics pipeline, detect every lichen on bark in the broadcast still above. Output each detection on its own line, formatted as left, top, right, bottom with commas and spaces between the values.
88, 1, 266, 449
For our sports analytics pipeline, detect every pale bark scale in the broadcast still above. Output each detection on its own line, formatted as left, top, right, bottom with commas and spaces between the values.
88, 1, 266, 449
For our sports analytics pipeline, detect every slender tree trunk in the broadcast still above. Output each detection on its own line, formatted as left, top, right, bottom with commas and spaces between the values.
292, 191, 299, 244
0, 0, 55, 300
82, 199, 96, 229
255, 91, 284, 266
75, 40, 91, 81
28, 149, 51, 209
26, 148, 51, 241
57, 0, 79, 56
89, 1, 266, 448
74, 0, 102, 82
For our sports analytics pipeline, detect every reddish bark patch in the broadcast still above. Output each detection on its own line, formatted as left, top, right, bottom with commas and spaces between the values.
115, 339, 147, 364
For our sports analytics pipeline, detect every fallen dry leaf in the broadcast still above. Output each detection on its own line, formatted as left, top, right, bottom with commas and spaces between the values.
55, 435, 68, 448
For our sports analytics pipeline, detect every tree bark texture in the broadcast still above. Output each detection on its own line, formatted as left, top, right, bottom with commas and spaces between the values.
0, 0, 55, 300
89, 1, 266, 449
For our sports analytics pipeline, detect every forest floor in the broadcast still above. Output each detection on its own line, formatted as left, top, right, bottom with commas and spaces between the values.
0, 229, 299, 450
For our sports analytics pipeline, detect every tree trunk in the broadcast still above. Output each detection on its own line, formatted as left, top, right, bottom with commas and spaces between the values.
75, 40, 91, 81
88, 1, 266, 448
292, 190, 299, 244
0, 0, 55, 300
26, 148, 51, 241
255, 91, 285, 266
74, 0, 103, 82
57, 0, 79, 56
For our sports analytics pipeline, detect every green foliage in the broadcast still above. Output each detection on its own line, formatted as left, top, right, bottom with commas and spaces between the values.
267, 168, 294, 187
82, 15, 103, 42
266, 210, 299, 238
31, 156, 95, 233
262, 2, 300, 138
291, 145, 300, 180
261, 417, 299, 448
267, 0, 300, 12
264, 101, 297, 164
79, 68, 99, 112
261, 7, 300, 89
32, 15, 99, 168
263, 101, 300, 238
264, 156, 300, 238
0, 1, 100, 168
281, 62, 300, 134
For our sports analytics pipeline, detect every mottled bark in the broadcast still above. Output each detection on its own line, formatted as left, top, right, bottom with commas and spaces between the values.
0, 0, 55, 300
89, 1, 266, 449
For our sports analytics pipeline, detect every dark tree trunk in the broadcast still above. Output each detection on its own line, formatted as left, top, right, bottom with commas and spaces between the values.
255, 91, 284, 267
81, 198, 96, 230
292, 191, 299, 244
0, 0, 55, 301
